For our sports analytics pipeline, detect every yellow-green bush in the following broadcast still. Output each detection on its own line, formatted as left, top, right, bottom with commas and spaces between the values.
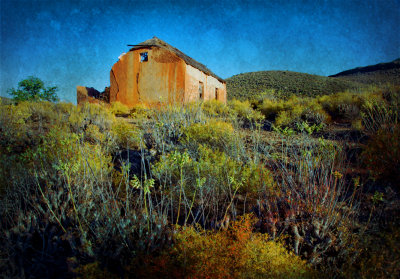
276, 97, 329, 127
183, 119, 235, 150
361, 98, 398, 134
258, 88, 392, 128
0, 102, 32, 150
84, 124, 107, 144
274, 100, 304, 127
317, 91, 380, 122
23, 127, 112, 184
259, 96, 329, 127
228, 99, 265, 123
133, 215, 315, 279
111, 120, 141, 149
69, 103, 115, 133
129, 103, 151, 119
108, 101, 131, 116
194, 145, 274, 196
152, 145, 274, 218
259, 98, 285, 120
202, 99, 230, 118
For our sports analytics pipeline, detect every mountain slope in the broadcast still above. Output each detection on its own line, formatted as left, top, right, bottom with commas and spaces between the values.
329, 58, 400, 85
226, 71, 363, 101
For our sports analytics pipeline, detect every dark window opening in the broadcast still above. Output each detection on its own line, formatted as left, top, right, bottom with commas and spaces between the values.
140, 52, 148, 62
199, 82, 204, 99
215, 88, 219, 100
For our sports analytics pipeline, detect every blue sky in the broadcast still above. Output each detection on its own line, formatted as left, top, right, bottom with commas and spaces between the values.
1, 0, 399, 102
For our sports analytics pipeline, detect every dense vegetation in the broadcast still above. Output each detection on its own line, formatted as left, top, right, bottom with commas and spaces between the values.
226, 71, 364, 101
1, 78, 400, 278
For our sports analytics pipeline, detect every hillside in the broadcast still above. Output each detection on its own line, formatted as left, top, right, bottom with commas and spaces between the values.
0, 96, 12, 104
330, 58, 400, 85
226, 70, 363, 101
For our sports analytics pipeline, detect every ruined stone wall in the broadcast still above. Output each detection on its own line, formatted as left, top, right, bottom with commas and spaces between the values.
76, 86, 102, 105
110, 47, 186, 108
185, 64, 226, 103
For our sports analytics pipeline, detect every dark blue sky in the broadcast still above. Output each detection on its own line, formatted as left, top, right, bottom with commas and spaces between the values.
1, 0, 399, 102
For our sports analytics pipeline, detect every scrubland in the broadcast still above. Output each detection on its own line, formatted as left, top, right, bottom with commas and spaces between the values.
1, 84, 399, 278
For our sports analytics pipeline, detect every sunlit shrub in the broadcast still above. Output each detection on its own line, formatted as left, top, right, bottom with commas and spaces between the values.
0, 102, 32, 151
129, 103, 151, 119
275, 103, 304, 127
23, 127, 112, 184
84, 124, 106, 144
111, 119, 141, 149
361, 98, 398, 134
183, 119, 235, 151
148, 103, 205, 151
133, 215, 315, 279
302, 99, 330, 125
69, 102, 114, 133
194, 145, 274, 196
260, 96, 329, 127
202, 99, 230, 118
228, 99, 265, 123
317, 91, 373, 122
259, 98, 285, 120
152, 146, 274, 226
109, 101, 131, 116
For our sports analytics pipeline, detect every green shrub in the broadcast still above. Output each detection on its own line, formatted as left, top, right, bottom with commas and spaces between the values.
183, 119, 235, 151
228, 99, 265, 123
111, 119, 141, 149
69, 102, 115, 133
259, 98, 285, 121
259, 96, 329, 128
194, 145, 274, 196
23, 127, 112, 185
108, 101, 131, 116
317, 91, 370, 121
0, 102, 32, 151
361, 98, 398, 134
133, 215, 315, 279
152, 146, 274, 226
202, 99, 230, 118
148, 103, 205, 151
129, 103, 151, 119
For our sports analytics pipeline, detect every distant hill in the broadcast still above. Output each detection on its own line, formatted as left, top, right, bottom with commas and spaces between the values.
226, 71, 363, 101
330, 58, 400, 85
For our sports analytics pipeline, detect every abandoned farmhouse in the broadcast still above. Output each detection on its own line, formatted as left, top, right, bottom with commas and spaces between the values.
77, 37, 226, 107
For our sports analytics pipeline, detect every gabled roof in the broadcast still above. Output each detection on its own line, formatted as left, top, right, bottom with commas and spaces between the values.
128, 36, 225, 83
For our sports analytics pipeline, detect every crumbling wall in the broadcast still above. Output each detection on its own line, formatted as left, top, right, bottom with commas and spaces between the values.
110, 47, 186, 108
76, 86, 110, 106
76, 86, 102, 105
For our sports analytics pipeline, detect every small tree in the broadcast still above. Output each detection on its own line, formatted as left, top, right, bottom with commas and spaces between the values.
8, 76, 59, 102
